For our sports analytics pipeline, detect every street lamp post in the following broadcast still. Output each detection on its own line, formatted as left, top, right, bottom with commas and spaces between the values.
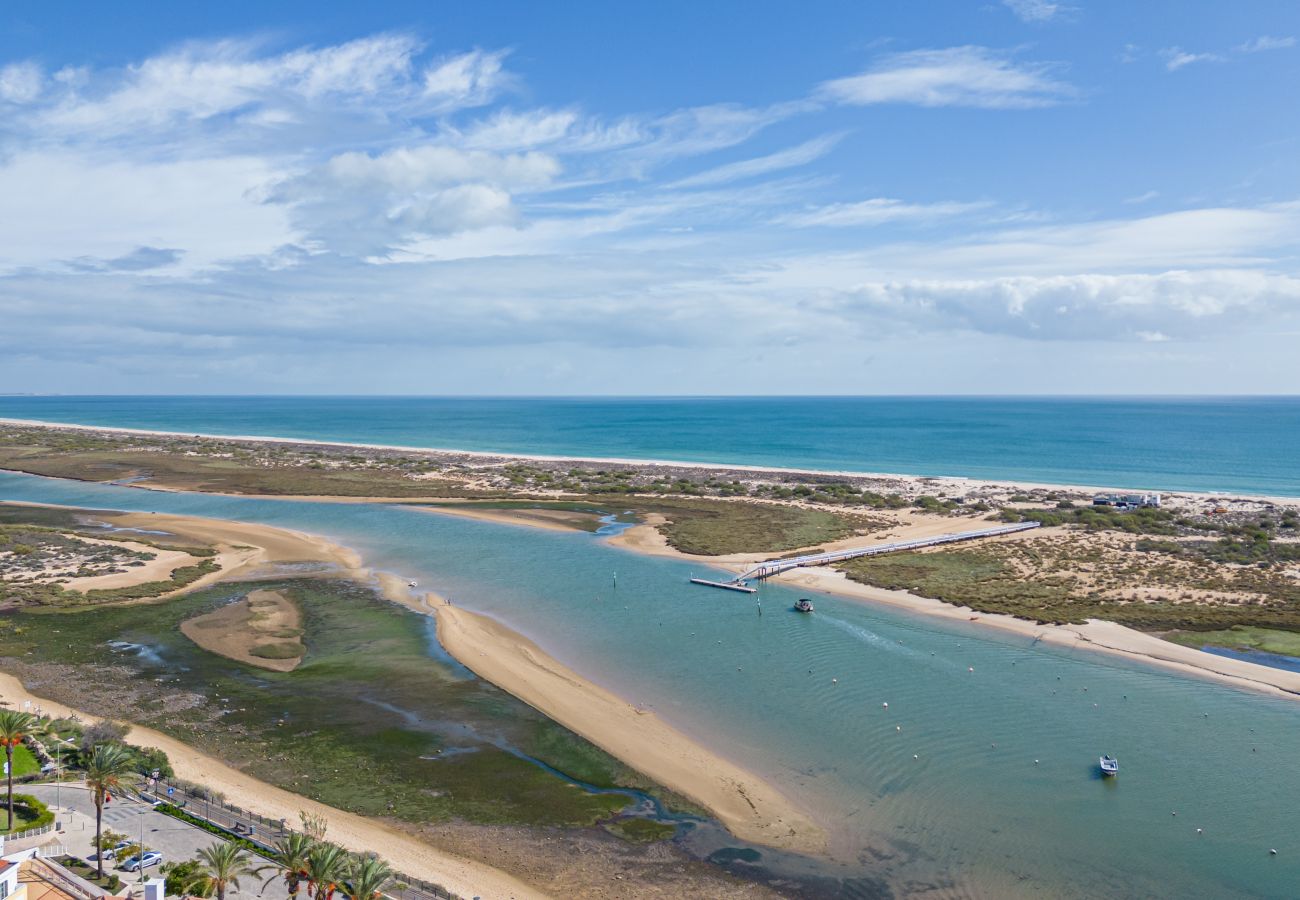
52, 735, 76, 812
138, 804, 147, 885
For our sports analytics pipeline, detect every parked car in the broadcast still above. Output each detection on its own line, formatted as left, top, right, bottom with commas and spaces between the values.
87, 841, 131, 863
120, 852, 163, 872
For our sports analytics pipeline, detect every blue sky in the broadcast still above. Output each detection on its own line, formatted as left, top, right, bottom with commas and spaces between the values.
2, 1, 1298, 394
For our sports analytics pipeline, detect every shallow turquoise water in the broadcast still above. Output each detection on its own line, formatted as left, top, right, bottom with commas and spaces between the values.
3, 395, 1299, 495
2, 472, 1297, 898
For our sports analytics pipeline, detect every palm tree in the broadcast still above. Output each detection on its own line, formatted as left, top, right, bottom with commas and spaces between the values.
195, 842, 256, 900
342, 855, 392, 900
257, 832, 316, 899
303, 844, 350, 900
84, 743, 135, 879
0, 710, 42, 833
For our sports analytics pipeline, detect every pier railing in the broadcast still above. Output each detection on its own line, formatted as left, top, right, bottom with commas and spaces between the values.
711, 521, 1043, 586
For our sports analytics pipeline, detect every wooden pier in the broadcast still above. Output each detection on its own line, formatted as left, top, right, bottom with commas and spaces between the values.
689, 577, 758, 593
691, 521, 1041, 592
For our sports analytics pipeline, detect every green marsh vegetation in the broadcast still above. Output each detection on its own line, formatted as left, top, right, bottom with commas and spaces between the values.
0, 575, 696, 835
1163, 626, 1300, 658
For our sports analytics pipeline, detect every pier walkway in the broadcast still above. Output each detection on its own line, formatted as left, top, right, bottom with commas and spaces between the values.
691, 521, 1041, 592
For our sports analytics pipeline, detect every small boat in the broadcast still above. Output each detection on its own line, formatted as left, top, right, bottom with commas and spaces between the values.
794, 598, 815, 613
1099, 755, 1119, 776
408, 580, 418, 588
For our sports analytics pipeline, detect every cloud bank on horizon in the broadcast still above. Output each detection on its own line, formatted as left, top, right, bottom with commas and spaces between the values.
1, 1, 1298, 394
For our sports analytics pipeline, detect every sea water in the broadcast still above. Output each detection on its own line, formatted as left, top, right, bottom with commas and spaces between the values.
1, 471, 1296, 898
2, 395, 1298, 496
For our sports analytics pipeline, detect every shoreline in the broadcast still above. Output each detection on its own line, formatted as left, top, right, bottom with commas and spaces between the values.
4, 415, 1297, 503
0, 672, 547, 900
399, 588, 827, 855
1, 499, 827, 860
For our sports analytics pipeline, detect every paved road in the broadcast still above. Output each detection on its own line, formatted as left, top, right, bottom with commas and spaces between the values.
19, 783, 252, 896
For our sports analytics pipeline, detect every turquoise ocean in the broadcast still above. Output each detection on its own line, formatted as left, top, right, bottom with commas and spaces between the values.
1, 395, 1298, 495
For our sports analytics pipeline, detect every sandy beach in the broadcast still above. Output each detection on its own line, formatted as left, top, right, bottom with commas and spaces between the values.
0, 673, 546, 900
5, 416, 1298, 505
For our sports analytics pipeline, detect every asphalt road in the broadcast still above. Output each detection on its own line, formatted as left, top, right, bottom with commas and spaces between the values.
20, 783, 252, 895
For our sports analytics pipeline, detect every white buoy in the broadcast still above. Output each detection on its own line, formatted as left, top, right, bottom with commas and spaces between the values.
832, 678, 838, 684
969, 666, 975, 672
1196, 828, 1203, 834
1270, 848, 1278, 855
1034, 760, 1039, 764
896, 725, 902, 732
882, 702, 889, 709
913, 754, 919, 759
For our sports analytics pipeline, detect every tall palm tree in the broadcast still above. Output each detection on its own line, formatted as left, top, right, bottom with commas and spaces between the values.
303, 844, 350, 900
84, 743, 135, 879
342, 855, 392, 900
257, 832, 316, 899
195, 842, 256, 900
0, 710, 42, 833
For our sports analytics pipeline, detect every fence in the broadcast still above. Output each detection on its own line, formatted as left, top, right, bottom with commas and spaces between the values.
145, 781, 465, 900
3, 822, 56, 843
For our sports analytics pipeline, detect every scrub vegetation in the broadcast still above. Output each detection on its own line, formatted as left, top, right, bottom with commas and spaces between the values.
843, 507, 1300, 631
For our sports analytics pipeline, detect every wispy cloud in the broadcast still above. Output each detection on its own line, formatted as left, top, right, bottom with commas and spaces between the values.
780, 197, 990, 228
1160, 47, 1225, 71
666, 134, 842, 189
819, 46, 1073, 109
1236, 35, 1296, 53
1001, 0, 1072, 23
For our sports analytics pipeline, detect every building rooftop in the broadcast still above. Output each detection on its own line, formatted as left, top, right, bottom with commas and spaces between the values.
17, 859, 105, 900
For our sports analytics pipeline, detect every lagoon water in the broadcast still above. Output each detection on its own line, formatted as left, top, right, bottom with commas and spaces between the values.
3, 395, 1300, 496
2, 471, 1297, 898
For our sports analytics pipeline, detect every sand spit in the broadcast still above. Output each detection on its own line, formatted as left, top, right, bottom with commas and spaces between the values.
414, 504, 582, 532
0, 674, 547, 900
422, 593, 827, 855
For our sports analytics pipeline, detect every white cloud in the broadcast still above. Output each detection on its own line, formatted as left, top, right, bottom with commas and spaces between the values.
457, 108, 579, 150
263, 145, 560, 254
0, 152, 295, 273
21, 36, 510, 143
781, 197, 990, 228
1236, 35, 1296, 53
1122, 190, 1159, 205
819, 46, 1073, 109
0, 61, 42, 103
666, 134, 842, 189
821, 270, 1300, 341
1001, 0, 1070, 23
1161, 47, 1225, 71
422, 49, 511, 110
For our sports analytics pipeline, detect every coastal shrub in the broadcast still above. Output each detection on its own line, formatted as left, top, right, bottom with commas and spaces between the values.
3, 794, 54, 834
1000, 505, 1178, 535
